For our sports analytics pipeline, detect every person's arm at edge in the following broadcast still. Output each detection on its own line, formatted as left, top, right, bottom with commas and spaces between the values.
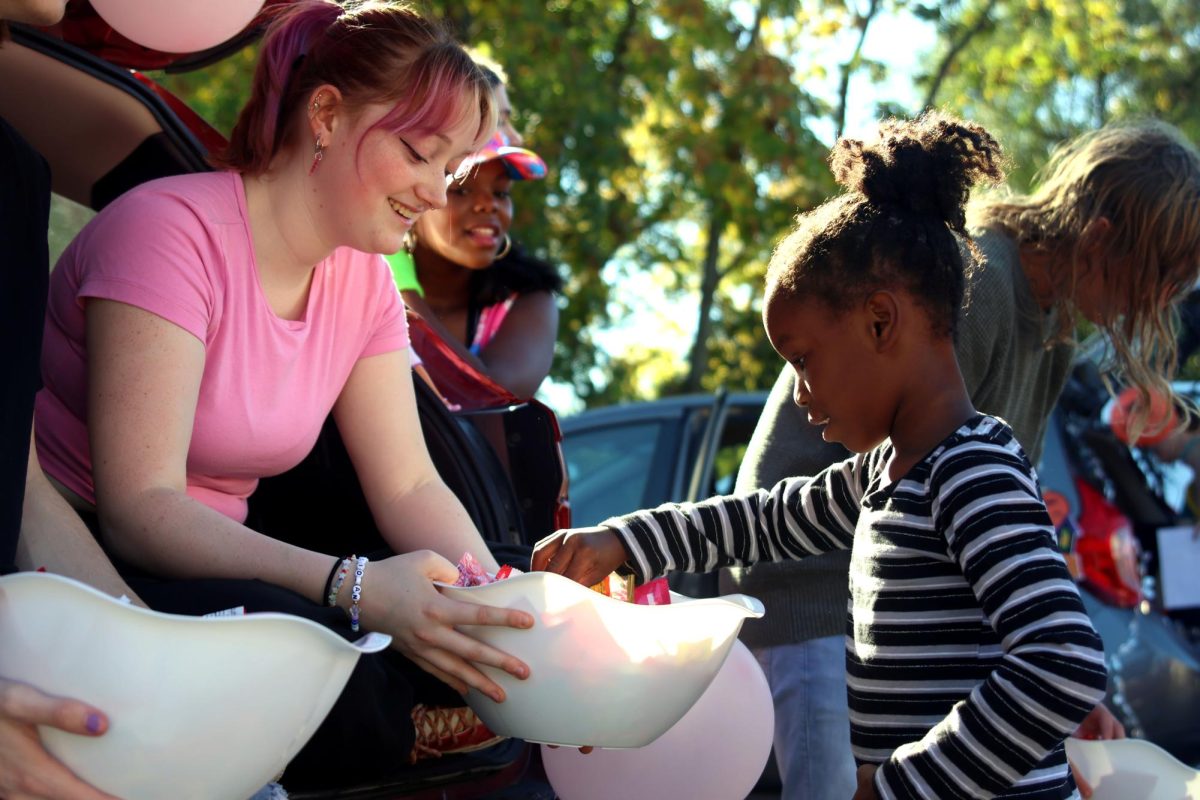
474, 290, 557, 398
401, 288, 557, 398
17, 429, 143, 607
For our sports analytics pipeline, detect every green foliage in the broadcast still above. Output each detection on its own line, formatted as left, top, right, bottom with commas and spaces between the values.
151, 46, 259, 137
916, 0, 1200, 190
153, 0, 1200, 411
428, 0, 835, 407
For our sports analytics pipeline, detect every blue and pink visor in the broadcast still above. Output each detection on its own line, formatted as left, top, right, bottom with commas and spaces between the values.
461, 131, 547, 181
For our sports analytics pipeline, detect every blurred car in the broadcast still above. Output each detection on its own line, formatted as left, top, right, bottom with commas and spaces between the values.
1, 6, 564, 798
561, 377, 1200, 767
560, 390, 767, 599
561, 390, 768, 527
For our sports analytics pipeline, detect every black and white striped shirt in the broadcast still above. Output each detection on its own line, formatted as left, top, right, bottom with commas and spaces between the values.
604, 415, 1107, 799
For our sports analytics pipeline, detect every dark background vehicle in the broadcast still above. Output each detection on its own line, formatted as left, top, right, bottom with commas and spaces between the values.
1038, 356, 1200, 767
560, 390, 767, 599
561, 378, 1200, 772
1, 11, 564, 798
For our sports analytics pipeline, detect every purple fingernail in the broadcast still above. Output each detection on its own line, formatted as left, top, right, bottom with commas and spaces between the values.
86, 713, 102, 734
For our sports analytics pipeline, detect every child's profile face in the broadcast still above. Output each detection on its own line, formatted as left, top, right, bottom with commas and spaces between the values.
763, 291, 895, 453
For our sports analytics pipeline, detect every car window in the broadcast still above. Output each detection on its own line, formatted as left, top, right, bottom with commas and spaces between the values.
49, 193, 96, 268
706, 402, 764, 496
563, 420, 666, 527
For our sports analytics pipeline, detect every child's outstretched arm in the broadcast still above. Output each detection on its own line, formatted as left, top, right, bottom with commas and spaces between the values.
551, 452, 875, 584
871, 448, 1108, 799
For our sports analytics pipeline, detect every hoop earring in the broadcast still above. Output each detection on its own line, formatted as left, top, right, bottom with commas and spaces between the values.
495, 234, 512, 260
308, 135, 325, 176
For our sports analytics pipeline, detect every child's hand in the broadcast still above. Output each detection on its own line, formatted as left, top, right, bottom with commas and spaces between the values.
1072, 703, 1125, 741
532, 526, 630, 587
852, 764, 880, 800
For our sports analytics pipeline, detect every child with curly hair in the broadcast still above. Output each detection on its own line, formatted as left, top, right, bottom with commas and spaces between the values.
534, 112, 1108, 800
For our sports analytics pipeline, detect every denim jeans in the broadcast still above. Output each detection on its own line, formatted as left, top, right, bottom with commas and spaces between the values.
754, 636, 857, 800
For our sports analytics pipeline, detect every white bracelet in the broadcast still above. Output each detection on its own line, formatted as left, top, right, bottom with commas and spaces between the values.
349, 556, 368, 633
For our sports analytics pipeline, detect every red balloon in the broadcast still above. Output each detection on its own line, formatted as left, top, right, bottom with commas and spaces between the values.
1110, 386, 1178, 446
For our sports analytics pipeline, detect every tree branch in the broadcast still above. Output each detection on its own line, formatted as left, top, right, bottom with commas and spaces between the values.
684, 205, 726, 392
833, 0, 882, 139
922, 0, 998, 111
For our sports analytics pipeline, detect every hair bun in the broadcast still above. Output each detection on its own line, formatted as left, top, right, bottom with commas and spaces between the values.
829, 111, 1005, 232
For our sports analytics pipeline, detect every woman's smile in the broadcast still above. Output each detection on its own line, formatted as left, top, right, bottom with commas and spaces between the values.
387, 197, 420, 225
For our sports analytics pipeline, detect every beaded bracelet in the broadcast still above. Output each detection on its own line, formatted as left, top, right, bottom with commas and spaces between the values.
349, 555, 368, 633
326, 556, 354, 608
322, 556, 344, 606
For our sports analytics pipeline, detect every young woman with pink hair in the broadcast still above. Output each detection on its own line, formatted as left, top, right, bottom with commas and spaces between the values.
33, 0, 531, 788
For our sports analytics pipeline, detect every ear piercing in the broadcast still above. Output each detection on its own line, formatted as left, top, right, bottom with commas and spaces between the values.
309, 135, 325, 175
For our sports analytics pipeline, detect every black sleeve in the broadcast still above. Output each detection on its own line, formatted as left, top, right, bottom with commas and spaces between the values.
0, 116, 52, 573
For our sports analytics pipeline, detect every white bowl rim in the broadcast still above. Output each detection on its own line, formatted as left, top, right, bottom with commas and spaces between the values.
0, 571, 391, 653
1066, 736, 1196, 770
435, 569, 765, 617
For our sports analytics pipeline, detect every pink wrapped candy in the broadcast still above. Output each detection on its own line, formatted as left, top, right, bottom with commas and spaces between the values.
453, 553, 523, 587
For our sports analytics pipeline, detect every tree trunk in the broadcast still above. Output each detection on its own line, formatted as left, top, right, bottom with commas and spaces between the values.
683, 209, 725, 393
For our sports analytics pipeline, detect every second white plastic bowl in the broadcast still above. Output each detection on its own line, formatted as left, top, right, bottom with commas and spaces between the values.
439, 570, 764, 748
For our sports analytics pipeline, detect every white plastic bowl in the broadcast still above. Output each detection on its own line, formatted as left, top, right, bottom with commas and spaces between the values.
0, 572, 390, 800
1065, 737, 1200, 800
438, 570, 764, 748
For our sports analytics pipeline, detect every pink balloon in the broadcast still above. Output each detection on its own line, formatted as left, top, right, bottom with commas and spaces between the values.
91, 0, 265, 54
542, 640, 774, 800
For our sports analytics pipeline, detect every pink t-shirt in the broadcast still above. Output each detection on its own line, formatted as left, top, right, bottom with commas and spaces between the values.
36, 171, 409, 522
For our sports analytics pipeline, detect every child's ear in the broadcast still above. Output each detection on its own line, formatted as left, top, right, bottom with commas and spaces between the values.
864, 291, 899, 350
